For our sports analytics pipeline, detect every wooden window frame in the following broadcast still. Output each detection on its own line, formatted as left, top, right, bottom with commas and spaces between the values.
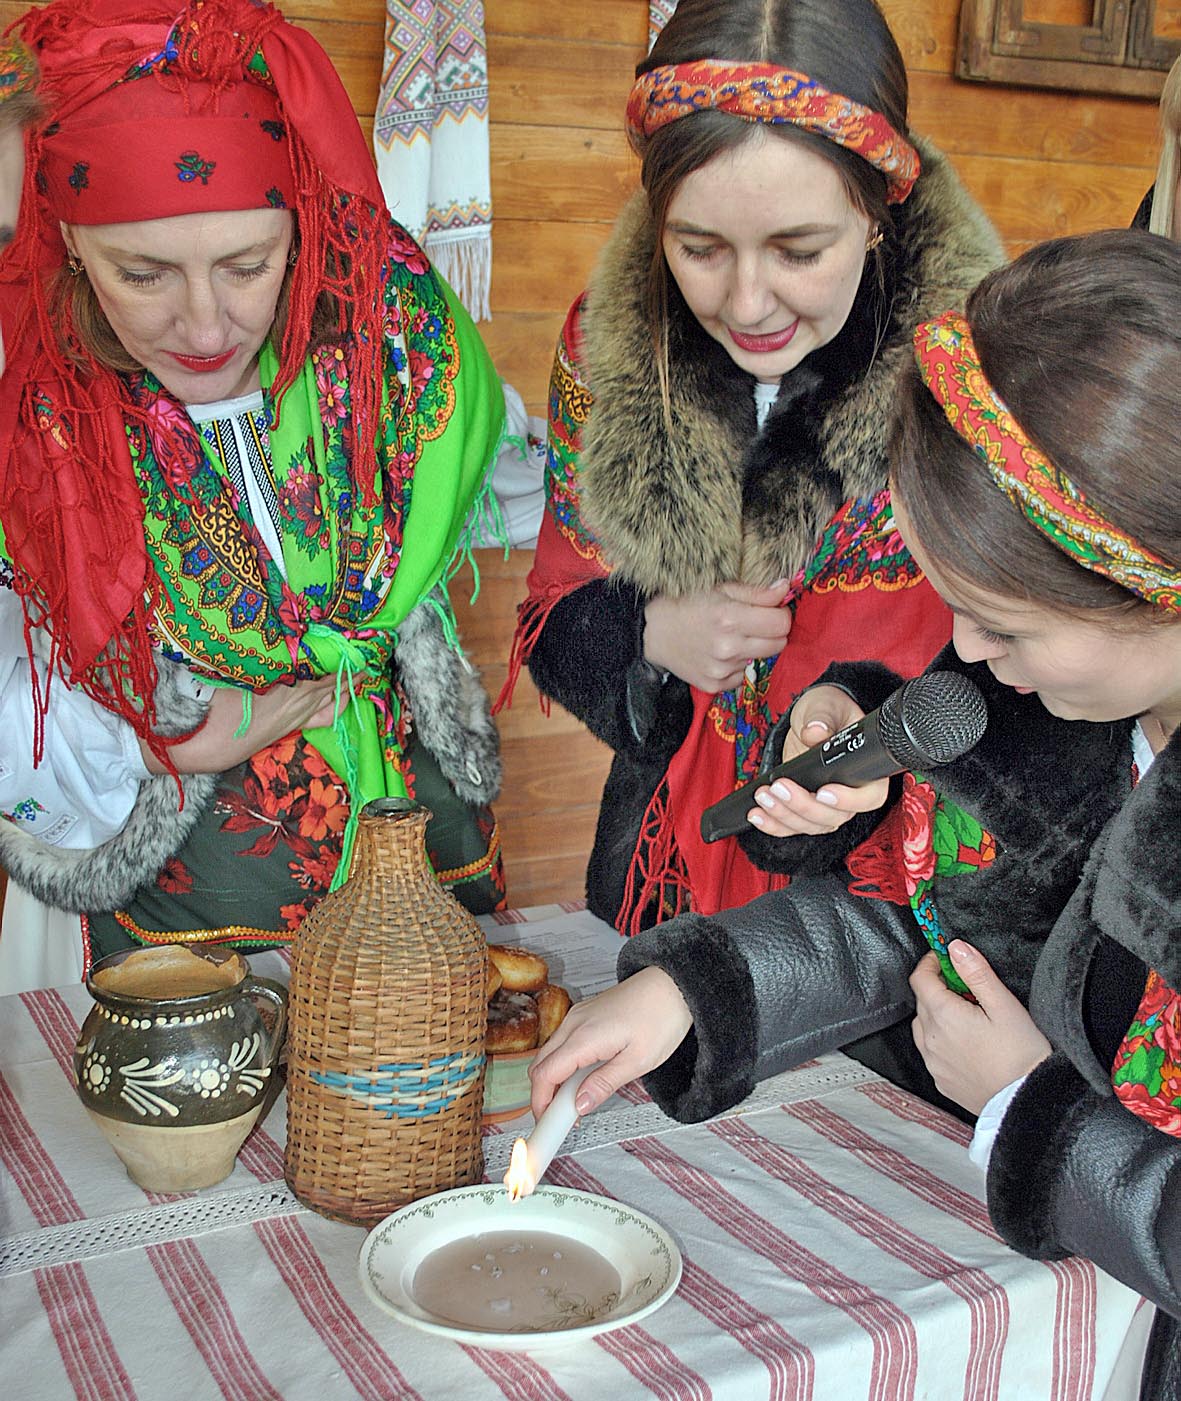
958, 0, 1181, 97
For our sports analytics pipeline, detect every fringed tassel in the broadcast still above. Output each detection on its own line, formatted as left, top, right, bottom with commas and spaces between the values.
617, 776, 693, 938
493, 589, 568, 715
425, 228, 492, 324
845, 803, 909, 905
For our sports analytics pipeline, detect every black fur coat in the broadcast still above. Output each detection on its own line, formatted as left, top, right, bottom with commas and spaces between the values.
618, 645, 1181, 1399
526, 141, 1003, 926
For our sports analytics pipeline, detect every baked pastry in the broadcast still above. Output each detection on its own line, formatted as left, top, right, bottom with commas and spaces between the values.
487, 943, 548, 994
535, 983, 572, 1046
487, 959, 503, 999
486, 989, 540, 1054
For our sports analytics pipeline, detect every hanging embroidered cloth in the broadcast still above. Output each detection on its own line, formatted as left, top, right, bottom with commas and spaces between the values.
375, 0, 492, 322
649, 0, 678, 53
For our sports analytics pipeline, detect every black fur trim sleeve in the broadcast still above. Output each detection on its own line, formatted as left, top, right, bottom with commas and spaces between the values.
813, 658, 904, 713
986, 1055, 1083, 1260
616, 913, 759, 1123
737, 774, 904, 875
527, 578, 693, 759
616, 877, 922, 1123
989, 1053, 1181, 1315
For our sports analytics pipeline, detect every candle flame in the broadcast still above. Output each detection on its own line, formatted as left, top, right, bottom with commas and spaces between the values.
503, 1138, 535, 1202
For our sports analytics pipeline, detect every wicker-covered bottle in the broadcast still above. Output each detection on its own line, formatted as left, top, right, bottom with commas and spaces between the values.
284, 797, 488, 1224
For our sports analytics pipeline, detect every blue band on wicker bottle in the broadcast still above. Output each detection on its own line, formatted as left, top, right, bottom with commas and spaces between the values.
309, 1049, 485, 1118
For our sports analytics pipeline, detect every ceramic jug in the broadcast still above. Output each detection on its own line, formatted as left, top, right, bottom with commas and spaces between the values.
74, 944, 286, 1192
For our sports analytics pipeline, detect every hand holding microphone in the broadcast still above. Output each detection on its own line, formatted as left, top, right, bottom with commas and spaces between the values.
745, 686, 893, 837
701, 670, 988, 844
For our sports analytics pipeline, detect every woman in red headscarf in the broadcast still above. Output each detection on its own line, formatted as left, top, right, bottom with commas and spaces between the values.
0, 0, 507, 991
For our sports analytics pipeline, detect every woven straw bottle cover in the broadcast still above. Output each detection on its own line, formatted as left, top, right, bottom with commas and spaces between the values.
284, 797, 489, 1225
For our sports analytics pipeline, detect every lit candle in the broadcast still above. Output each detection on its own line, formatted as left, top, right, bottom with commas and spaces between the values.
503, 1060, 604, 1201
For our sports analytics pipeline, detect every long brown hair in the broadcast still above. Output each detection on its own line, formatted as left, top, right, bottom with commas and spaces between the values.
891, 229, 1181, 620
637, 0, 909, 413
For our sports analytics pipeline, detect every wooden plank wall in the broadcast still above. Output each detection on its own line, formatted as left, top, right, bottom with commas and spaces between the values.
0, 0, 1171, 910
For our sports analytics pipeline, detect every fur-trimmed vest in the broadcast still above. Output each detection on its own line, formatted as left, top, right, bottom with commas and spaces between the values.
0, 593, 501, 913
526, 139, 1005, 924
578, 138, 1004, 595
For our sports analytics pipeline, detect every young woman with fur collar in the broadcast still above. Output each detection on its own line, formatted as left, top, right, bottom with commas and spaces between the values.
532, 231, 1181, 1400
501, 0, 1002, 936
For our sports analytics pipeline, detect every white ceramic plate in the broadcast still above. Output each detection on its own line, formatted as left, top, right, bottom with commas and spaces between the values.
359, 1183, 682, 1350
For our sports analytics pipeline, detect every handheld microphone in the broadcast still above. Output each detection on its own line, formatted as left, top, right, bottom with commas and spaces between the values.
699, 670, 988, 844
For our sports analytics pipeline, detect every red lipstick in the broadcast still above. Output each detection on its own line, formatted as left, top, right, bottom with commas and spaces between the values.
168, 349, 236, 374
728, 321, 798, 355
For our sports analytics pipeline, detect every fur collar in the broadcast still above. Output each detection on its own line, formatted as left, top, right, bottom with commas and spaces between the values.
1030, 722, 1181, 1090
576, 139, 1004, 597
0, 597, 499, 914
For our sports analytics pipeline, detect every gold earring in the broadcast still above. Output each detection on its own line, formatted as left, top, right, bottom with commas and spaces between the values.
67, 254, 84, 277
287, 248, 299, 266
865, 227, 884, 253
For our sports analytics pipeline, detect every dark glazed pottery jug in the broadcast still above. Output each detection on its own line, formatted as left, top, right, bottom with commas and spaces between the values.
74, 944, 286, 1192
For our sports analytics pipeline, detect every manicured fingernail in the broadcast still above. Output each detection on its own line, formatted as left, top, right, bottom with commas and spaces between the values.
755, 790, 776, 810
770, 782, 792, 802
815, 789, 839, 807
770, 577, 790, 589
948, 940, 976, 964
575, 1092, 593, 1115
748, 811, 766, 828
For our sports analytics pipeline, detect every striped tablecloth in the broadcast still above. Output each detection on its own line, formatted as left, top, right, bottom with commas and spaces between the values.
0, 905, 1149, 1401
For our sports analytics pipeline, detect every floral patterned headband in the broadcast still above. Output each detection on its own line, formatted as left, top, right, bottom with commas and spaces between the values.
914, 310, 1181, 613
626, 60, 920, 204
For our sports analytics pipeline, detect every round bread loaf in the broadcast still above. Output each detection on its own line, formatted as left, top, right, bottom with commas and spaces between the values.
487, 943, 548, 994
535, 983, 573, 1046
486, 989, 540, 1054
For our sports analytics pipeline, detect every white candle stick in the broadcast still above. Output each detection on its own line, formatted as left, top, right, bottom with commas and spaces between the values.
504, 1060, 605, 1200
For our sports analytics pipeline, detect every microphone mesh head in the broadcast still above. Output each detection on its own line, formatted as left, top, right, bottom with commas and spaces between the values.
879, 672, 988, 769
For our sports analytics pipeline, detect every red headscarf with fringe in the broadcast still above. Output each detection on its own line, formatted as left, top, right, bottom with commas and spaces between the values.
0, 0, 386, 768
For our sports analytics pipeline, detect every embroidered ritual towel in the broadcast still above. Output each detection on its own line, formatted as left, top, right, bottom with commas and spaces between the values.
375, 0, 492, 321
649, 0, 677, 52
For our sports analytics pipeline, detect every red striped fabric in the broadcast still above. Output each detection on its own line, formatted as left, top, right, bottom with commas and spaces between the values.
553, 1156, 816, 1401
255, 1216, 422, 1400
785, 1100, 1000, 1241
35, 1261, 137, 1401
0, 1071, 85, 1226
855, 1079, 1099, 1397
1047, 1258, 1097, 1401
856, 1081, 973, 1147
715, 1114, 1009, 1401
147, 1238, 282, 1400
596, 1327, 713, 1401
20, 987, 81, 1081
625, 1132, 920, 1401
235, 1125, 285, 1182
460, 1343, 573, 1399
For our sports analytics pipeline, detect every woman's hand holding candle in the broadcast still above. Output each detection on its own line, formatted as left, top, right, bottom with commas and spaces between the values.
527, 969, 694, 1120
505, 1060, 606, 1200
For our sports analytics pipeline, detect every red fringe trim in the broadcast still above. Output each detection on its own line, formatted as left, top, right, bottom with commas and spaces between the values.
617, 775, 693, 938
845, 803, 909, 905
492, 589, 569, 715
